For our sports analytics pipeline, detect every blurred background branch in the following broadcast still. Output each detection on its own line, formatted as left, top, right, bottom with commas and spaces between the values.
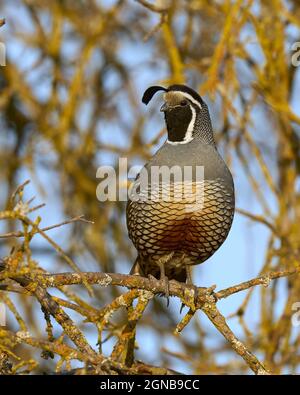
0, 0, 300, 375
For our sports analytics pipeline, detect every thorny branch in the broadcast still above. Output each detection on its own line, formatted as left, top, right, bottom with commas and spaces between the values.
3, 263, 299, 374
1, 0, 300, 376
2, 263, 277, 374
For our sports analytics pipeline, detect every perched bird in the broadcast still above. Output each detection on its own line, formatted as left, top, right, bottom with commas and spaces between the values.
126, 84, 234, 294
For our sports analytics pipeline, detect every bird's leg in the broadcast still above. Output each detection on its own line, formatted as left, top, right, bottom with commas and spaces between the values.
156, 252, 174, 305
185, 265, 193, 285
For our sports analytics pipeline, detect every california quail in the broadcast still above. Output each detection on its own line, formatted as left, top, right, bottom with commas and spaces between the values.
126, 84, 235, 293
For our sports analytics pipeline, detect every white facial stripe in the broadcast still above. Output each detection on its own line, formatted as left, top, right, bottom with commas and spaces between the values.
179, 92, 202, 110
167, 139, 193, 145
185, 105, 196, 141
167, 104, 196, 145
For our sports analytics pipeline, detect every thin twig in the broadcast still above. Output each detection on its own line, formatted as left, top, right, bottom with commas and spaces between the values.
11, 180, 30, 202
136, 0, 169, 13
0, 215, 93, 238
215, 266, 300, 299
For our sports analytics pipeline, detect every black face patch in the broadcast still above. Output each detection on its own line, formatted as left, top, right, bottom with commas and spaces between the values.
165, 105, 193, 142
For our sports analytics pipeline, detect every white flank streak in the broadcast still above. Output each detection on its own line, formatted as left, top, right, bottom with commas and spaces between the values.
167, 105, 196, 145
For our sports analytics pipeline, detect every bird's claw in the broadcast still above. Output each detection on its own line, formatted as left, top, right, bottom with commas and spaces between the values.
159, 276, 170, 306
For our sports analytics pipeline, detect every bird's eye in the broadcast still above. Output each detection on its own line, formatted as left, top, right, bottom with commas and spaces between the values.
180, 100, 188, 106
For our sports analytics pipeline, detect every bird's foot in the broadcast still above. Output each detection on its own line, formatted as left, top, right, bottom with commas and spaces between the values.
180, 284, 199, 312
147, 273, 170, 306
180, 265, 198, 312
160, 275, 170, 306
180, 302, 185, 314
147, 274, 157, 289
156, 260, 170, 306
